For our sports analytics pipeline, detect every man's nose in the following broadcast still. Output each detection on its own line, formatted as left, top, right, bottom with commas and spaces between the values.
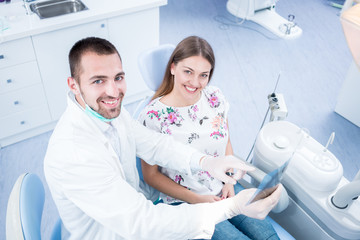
105, 80, 120, 97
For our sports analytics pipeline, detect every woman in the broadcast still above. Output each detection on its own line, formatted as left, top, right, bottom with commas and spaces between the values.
138, 36, 279, 240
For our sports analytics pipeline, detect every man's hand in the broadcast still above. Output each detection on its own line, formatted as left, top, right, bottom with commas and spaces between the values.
200, 155, 254, 184
230, 184, 283, 219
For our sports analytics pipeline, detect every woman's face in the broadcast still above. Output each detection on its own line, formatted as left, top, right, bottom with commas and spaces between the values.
170, 55, 211, 106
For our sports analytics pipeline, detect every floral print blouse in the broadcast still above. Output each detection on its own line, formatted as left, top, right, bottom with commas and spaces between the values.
138, 86, 230, 204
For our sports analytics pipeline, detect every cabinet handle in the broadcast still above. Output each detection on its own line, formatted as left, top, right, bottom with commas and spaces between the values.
20, 121, 25, 125
14, 101, 19, 105
7, 79, 12, 84
0, 55, 4, 59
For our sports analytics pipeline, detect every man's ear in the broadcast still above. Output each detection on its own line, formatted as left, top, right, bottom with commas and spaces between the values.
68, 77, 80, 95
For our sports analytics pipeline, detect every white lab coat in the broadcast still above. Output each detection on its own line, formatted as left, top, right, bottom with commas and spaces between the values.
44, 93, 220, 240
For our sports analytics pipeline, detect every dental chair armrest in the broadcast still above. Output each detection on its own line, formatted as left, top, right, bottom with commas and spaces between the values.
235, 156, 289, 213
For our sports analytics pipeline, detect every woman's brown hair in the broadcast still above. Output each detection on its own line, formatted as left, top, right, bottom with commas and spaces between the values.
152, 36, 215, 100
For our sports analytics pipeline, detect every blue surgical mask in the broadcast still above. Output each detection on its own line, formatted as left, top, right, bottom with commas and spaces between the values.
75, 81, 118, 122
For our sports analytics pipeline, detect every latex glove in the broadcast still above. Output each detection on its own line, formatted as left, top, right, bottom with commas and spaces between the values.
200, 155, 254, 184
228, 184, 283, 220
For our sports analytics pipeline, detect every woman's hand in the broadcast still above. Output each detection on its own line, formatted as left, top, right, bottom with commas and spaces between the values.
221, 183, 235, 199
190, 194, 221, 204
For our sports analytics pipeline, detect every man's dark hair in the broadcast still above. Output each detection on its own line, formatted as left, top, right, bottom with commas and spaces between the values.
69, 37, 121, 83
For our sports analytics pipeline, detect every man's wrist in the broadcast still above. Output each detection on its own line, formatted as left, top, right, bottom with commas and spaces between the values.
190, 152, 207, 170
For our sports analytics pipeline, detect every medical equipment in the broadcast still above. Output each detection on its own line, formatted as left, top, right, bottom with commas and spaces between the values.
226, 0, 302, 39
245, 72, 288, 162
246, 162, 284, 205
252, 120, 360, 239
247, 129, 304, 205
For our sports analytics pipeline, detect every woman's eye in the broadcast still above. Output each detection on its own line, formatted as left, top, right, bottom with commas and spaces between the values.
201, 74, 208, 78
184, 70, 191, 75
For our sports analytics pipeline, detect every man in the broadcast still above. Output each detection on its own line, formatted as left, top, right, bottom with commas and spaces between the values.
44, 37, 282, 240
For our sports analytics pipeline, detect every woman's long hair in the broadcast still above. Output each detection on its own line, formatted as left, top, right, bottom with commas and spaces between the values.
152, 36, 215, 100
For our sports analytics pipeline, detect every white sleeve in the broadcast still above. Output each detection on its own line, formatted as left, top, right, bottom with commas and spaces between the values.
130, 112, 205, 174
46, 141, 215, 239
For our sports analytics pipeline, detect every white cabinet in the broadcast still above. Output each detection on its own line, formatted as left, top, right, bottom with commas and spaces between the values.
0, 6, 160, 147
0, 62, 43, 94
0, 37, 36, 68
0, 37, 52, 146
32, 20, 108, 120
108, 7, 159, 103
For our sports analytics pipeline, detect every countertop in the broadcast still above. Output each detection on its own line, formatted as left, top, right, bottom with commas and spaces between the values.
0, 0, 167, 43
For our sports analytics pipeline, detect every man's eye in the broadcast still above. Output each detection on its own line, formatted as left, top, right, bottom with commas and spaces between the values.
115, 76, 123, 81
94, 79, 103, 84
184, 70, 191, 75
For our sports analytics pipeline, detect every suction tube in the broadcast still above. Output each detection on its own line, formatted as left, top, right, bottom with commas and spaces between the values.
331, 177, 360, 209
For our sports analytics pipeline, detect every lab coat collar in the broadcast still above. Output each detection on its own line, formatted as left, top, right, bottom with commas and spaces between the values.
66, 91, 129, 181
68, 91, 114, 135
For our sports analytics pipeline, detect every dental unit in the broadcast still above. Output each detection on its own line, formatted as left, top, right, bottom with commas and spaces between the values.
226, 0, 302, 39
236, 2, 360, 237
238, 74, 360, 239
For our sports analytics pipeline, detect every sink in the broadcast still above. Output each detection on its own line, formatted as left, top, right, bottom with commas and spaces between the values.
30, 0, 88, 19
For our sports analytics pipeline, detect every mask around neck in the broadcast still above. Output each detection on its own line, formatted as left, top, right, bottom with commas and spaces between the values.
75, 81, 118, 123
84, 104, 117, 122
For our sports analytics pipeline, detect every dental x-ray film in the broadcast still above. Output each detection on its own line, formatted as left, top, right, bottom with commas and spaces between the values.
247, 160, 290, 205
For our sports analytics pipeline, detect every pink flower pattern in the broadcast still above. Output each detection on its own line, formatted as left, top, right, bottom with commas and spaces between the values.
208, 93, 220, 108
147, 107, 183, 135
141, 86, 228, 204
188, 104, 199, 121
210, 115, 226, 139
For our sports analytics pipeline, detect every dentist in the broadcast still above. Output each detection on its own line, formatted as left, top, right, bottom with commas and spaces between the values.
44, 37, 282, 240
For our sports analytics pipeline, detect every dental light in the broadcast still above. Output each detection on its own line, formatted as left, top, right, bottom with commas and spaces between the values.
226, 0, 302, 39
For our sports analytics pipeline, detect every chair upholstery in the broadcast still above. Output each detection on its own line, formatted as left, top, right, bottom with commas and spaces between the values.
137, 44, 176, 92
6, 173, 44, 240
6, 173, 27, 240
6, 173, 61, 240
134, 44, 175, 181
50, 218, 62, 240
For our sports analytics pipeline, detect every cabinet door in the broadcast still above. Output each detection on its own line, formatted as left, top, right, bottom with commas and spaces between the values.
0, 61, 42, 94
32, 20, 108, 120
0, 37, 36, 69
0, 105, 51, 139
108, 7, 159, 104
0, 84, 48, 116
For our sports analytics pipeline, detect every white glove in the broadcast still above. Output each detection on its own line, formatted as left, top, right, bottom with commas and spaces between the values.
209, 184, 283, 224
200, 155, 254, 184
228, 184, 283, 219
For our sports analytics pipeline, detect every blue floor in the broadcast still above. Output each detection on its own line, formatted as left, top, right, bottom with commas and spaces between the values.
1, 0, 359, 239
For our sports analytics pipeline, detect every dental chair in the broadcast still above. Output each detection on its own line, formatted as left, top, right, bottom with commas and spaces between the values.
6, 173, 61, 240
335, 0, 360, 127
135, 44, 295, 240
133, 44, 176, 181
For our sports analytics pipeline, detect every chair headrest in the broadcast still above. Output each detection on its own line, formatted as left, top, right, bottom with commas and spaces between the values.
138, 44, 176, 91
